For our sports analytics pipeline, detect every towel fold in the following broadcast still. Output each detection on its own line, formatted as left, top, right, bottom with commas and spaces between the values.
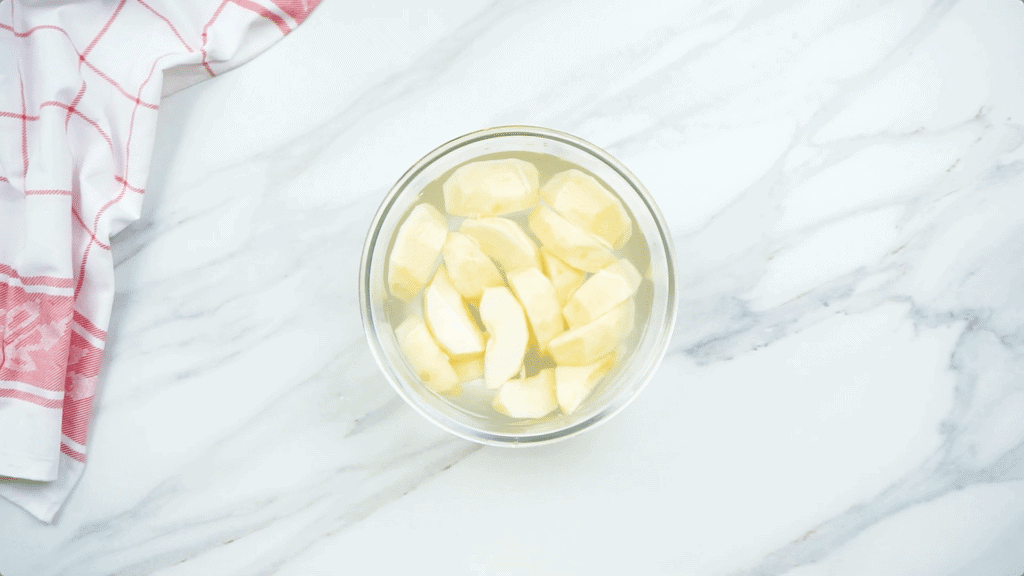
0, 0, 319, 523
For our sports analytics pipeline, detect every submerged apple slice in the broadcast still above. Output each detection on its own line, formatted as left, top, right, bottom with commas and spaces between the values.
424, 266, 486, 358
395, 316, 459, 395
506, 267, 564, 352
388, 203, 449, 301
528, 205, 615, 273
555, 354, 615, 415
441, 232, 504, 301
562, 260, 643, 328
460, 217, 541, 272
478, 286, 529, 389
548, 298, 634, 366
452, 355, 484, 383
492, 369, 557, 419
443, 158, 540, 217
541, 169, 632, 248
540, 248, 586, 305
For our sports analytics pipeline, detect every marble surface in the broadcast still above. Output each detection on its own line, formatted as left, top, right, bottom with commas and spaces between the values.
4, 0, 1024, 574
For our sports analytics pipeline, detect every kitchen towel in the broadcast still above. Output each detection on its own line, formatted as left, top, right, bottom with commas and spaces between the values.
0, 0, 320, 522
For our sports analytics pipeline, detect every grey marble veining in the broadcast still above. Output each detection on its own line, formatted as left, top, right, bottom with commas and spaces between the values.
3, 0, 1024, 574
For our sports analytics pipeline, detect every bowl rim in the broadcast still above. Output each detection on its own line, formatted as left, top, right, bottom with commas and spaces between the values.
359, 125, 677, 446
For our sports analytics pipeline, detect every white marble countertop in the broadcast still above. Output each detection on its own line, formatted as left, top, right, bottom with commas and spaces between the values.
4, 0, 1024, 574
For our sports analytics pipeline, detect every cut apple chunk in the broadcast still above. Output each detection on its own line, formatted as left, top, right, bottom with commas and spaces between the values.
548, 298, 634, 366
562, 260, 642, 328
492, 369, 557, 419
460, 217, 541, 272
443, 158, 540, 217
395, 316, 459, 395
528, 205, 615, 273
540, 248, 586, 305
478, 287, 529, 389
388, 203, 448, 301
556, 354, 615, 415
441, 232, 504, 301
452, 355, 484, 383
443, 159, 540, 217
424, 266, 486, 358
506, 267, 564, 352
541, 169, 632, 248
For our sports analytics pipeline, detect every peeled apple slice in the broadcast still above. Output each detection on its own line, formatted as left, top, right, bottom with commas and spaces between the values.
506, 267, 564, 352
541, 169, 632, 248
441, 232, 504, 300
562, 260, 643, 328
443, 159, 540, 217
424, 266, 486, 357
460, 217, 541, 272
556, 354, 615, 415
540, 248, 586, 305
548, 298, 634, 366
528, 205, 615, 273
395, 316, 459, 395
388, 203, 448, 300
493, 369, 557, 419
478, 287, 529, 389
452, 355, 484, 383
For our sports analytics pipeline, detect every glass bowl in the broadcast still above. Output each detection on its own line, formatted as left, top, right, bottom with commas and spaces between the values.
359, 126, 677, 446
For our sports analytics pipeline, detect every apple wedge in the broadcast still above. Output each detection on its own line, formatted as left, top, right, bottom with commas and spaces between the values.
528, 205, 615, 273
424, 266, 486, 358
452, 355, 484, 383
562, 260, 643, 328
541, 169, 632, 248
506, 267, 564, 352
395, 316, 460, 395
492, 369, 557, 419
443, 159, 540, 217
540, 248, 586, 305
388, 203, 449, 301
555, 354, 615, 415
548, 298, 634, 366
460, 217, 541, 272
441, 232, 504, 301
478, 287, 529, 389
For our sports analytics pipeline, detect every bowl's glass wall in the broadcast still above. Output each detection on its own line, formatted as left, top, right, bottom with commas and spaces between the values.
361, 127, 676, 445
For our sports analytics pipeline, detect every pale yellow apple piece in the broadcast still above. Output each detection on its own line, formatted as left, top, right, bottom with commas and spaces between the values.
395, 316, 459, 395
460, 217, 541, 272
541, 169, 632, 248
424, 266, 486, 358
443, 158, 540, 217
441, 232, 504, 300
452, 355, 484, 383
388, 203, 449, 301
548, 298, 634, 366
555, 354, 615, 415
562, 260, 643, 328
492, 369, 557, 419
506, 267, 564, 352
540, 248, 586, 305
528, 205, 615, 273
478, 287, 529, 389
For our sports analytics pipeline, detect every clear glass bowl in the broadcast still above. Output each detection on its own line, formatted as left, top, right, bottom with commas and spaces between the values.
359, 126, 677, 446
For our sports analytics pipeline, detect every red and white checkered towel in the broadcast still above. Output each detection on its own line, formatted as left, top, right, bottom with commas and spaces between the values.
0, 0, 320, 522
